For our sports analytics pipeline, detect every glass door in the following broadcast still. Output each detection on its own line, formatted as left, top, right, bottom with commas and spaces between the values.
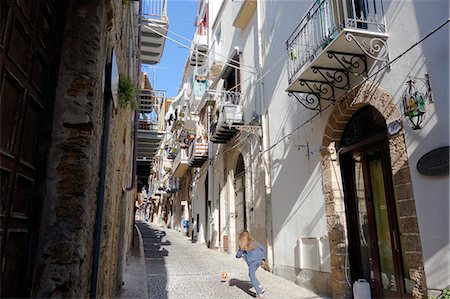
341, 142, 408, 298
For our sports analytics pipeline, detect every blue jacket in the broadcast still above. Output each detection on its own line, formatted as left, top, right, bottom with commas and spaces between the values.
236, 242, 266, 265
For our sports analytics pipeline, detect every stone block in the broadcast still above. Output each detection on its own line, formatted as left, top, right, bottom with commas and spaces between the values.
394, 183, 414, 201
393, 166, 412, 185
397, 199, 417, 218
399, 217, 420, 234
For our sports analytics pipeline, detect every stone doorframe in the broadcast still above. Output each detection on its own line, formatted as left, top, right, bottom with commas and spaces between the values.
320, 82, 427, 298
222, 138, 254, 255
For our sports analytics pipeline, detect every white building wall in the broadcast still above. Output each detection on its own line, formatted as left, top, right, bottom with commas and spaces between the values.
259, 0, 448, 292
256, 0, 331, 284
381, 1, 449, 289
192, 170, 207, 244
193, 0, 448, 293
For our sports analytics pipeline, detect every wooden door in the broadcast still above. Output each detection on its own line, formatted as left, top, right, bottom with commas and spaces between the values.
0, 1, 65, 297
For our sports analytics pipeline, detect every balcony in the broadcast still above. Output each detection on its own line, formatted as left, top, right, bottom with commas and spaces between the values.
188, 141, 208, 168
164, 176, 178, 193
188, 71, 208, 115
172, 148, 189, 178
233, 0, 257, 30
141, 0, 168, 65
136, 90, 165, 183
189, 30, 208, 67
162, 156, 172, 172
286, 0, 388, 111
210, 91, 244, 144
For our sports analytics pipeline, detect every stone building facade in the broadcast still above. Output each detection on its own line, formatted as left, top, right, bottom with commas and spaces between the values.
1, 1, 138, 297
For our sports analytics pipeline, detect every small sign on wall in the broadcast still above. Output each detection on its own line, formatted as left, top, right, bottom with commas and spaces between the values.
387, 119, 402, 136
417, 146, 449, 176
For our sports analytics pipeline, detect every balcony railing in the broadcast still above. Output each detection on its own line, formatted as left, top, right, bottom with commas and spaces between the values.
218, 90, 241, 105
172, 148, 189, 177
138, 89, 165, 132
142, 0, 167, 20
287, 0, 386, 85
188, 140, 208, 168
141, 0, 168, 64
210, 90, 244, 143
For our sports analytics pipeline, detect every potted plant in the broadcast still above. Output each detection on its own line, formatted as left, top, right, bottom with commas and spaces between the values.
187, 130, 195, 140
202, 131, 208, 140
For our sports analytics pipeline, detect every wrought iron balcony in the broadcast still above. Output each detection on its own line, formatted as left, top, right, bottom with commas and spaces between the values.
188, 141, 208, 168
172, 147, 189, 178
210, 91, 244, 144
141, 0, 168, 65
286, 0, 388, 111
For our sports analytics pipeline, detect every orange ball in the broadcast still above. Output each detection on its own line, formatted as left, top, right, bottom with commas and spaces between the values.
220, 271, 228, 281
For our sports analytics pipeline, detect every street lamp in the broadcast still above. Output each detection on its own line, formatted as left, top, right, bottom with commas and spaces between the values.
402, 73, 433, 130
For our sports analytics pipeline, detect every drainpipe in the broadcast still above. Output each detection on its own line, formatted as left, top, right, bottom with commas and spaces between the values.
256, 0, 274, 271
90, 61, 113, 298
207, 105, 214, 246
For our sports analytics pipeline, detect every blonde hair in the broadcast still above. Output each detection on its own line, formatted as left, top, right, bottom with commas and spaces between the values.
238, 230, 255, 251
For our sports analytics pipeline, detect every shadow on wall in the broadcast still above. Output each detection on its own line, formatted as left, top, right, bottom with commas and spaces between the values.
136, 221, 171, 299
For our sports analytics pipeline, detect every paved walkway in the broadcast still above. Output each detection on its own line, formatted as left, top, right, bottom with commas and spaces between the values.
135, 220, 328, 299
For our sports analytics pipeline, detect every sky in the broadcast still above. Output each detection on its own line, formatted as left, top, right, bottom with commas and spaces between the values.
141, 0, 198, 99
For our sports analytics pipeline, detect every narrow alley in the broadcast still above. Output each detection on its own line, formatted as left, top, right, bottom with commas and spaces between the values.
134, 221, 327, 299
1, 0, 449, 298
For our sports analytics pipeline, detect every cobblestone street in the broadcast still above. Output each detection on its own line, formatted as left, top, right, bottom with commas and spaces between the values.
136, 221, 328, 299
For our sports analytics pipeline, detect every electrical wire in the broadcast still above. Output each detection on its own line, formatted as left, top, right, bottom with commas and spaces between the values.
143, 24, 257, 74
157, 24, 257, 73
154, 18, 449, 183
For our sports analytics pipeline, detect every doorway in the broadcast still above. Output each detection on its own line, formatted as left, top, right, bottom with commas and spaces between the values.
339, 106, 411, 298
234, 154, 246, 250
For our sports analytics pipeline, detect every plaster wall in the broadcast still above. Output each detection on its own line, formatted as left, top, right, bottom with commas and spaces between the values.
237, 11, 258, 120
192, 170, 207, 244
381, 1, 450, 289
258, 0, 448, 294
254, 2, 332, 293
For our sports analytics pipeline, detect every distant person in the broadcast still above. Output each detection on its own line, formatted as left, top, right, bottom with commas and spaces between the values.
236, 230, 266, 298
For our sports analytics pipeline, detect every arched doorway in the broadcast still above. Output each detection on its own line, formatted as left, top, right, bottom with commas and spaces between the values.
339, 106, 411, 298
234, 154, 247, 249
320, 83, 427, 298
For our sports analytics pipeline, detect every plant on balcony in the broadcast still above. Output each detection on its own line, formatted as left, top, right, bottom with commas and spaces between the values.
119, 74, 138, 109
187, 130, 195, 140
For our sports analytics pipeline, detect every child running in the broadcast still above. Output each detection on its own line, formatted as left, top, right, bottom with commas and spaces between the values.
236, 230, 266, 298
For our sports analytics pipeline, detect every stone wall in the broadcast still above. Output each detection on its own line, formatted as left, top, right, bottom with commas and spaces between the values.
32, 1, 136, 297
